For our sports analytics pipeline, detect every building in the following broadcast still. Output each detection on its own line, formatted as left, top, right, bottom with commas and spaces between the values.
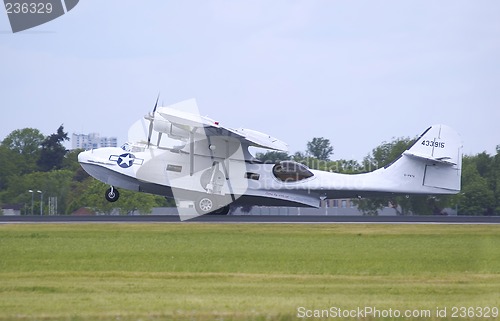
72, 133, 117, 150
1, 204, 22, 216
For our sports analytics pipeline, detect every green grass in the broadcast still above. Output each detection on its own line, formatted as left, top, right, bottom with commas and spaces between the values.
0, 223, 499, 320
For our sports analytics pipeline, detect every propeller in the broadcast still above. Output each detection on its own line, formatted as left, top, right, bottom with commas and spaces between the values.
146, 93, 160, 147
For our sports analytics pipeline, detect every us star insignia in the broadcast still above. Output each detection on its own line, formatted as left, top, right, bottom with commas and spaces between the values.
109, 153, 144, 168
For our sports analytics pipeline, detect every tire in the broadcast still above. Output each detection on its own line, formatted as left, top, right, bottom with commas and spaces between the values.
213, 205, 230, 215
105, 187, 120, 202
195, 196, 216, 215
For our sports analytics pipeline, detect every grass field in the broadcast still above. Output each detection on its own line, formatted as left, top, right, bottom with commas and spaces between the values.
0, 223, 499, 320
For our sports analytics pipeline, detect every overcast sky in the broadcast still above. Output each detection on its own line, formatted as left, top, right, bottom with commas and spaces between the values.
1, 1, 499, 161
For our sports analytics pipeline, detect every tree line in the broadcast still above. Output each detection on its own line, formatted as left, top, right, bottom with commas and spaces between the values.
0, 127, 171, 215
0, 127, 498, 215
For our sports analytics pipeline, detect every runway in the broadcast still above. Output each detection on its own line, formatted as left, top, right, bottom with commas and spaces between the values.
1, 215, 500, 224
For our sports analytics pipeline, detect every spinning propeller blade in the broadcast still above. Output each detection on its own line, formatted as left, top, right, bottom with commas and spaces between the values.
147, 93, 160, 147
153, 94, 159, 113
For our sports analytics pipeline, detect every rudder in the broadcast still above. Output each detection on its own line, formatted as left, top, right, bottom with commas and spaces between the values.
403, 124, 462, 192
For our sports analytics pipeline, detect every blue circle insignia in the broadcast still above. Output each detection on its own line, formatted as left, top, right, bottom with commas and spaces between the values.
117, 153, 135, 168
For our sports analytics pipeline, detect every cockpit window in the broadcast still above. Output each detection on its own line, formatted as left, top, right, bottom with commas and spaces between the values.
272, 161, 314, 182
121, 143, 131, 151
121, 143, 145, 153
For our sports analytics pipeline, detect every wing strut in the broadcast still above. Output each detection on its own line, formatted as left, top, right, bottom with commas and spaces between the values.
225, 140, 230, 179
189, 129, 197, 176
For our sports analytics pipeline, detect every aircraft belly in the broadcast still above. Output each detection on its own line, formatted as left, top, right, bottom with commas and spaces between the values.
80, 163, 140, 191
234, 189, 320, 208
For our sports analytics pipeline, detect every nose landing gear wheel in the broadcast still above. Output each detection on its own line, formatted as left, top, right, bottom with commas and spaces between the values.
105, 187, 120, 202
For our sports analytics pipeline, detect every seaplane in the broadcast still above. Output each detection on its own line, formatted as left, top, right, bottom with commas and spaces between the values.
78, 98, 462, 220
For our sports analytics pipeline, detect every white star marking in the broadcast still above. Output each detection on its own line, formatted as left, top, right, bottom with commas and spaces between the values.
118, 154, 133, 167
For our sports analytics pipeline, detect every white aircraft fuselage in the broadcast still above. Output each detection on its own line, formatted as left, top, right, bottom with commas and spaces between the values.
78, 100, 462, 218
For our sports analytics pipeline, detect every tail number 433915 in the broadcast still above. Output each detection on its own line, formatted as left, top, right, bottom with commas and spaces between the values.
422, 140, 445, 148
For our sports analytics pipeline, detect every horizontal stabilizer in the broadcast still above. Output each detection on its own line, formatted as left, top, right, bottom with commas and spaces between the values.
403, 151, 457, 166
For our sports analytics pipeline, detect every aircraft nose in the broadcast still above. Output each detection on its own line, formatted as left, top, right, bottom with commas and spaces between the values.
78, 149, 91, 163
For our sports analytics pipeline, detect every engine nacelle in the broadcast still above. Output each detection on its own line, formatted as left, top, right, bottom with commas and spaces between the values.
153, 115, 190, 140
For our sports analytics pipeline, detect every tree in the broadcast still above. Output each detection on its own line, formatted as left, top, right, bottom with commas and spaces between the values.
306, 137, 333, 161
255, 151, 291, 163
0, 146, 21, 190
37, 125, 69, 171
492, 146, 500, 214
456, 156, 496, 215
69, 179, 168, 215
63, 149, 89, 182
459, 180, 495, 215
1, 128, 44, 175
362, 137, 414, 170
1, 128, 44, 155
332, 159, 363, 174
353, 198, 385, 216
292, 151, 306, 161
0, 170, 74, 214
69, 179, 116, 214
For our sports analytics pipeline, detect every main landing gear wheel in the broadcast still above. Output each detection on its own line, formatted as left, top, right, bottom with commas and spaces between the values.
195, 196, 215, 215
105, 187, 120, 202
213, 205, 230, 215
194, 197, 231, 215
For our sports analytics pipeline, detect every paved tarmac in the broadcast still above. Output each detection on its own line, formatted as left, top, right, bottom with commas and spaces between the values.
1, 215, 500, 224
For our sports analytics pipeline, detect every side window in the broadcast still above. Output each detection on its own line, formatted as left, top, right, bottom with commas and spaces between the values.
272, 161, 314, 182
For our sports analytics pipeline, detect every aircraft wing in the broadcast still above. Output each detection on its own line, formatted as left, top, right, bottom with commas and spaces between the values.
157, 106, 288, 152
205, 126, 288, 152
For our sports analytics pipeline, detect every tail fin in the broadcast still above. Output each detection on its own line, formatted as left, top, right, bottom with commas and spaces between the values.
383, 124, 462, 194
